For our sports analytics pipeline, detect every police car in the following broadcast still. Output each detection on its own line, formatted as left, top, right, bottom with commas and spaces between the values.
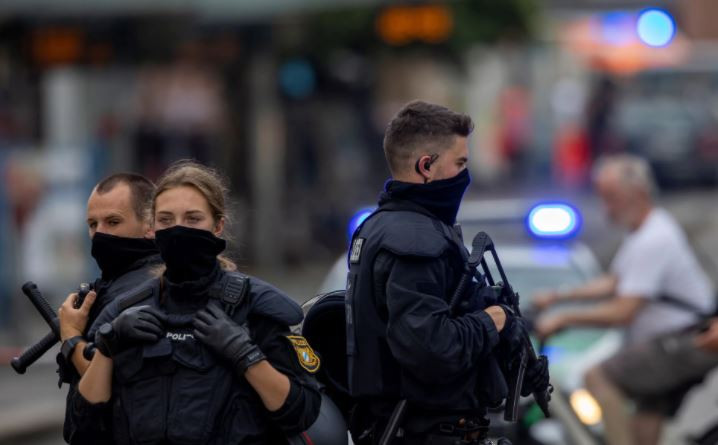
305, 200, 620, 445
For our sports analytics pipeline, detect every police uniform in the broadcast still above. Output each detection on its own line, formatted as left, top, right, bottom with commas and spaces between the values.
60, 249, 163, 445
346, 195, 507, 443
71, 267, 323, 445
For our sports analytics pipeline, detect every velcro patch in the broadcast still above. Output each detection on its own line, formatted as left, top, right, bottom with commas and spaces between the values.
286, 335, 321, 373
350, 238, 365, 264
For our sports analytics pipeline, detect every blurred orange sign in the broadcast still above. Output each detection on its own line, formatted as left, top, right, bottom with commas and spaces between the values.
32, 27, 84, 67
376, 5, 453, 46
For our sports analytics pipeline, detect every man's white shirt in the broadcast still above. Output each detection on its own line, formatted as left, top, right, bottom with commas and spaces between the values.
610, 208, 714, 344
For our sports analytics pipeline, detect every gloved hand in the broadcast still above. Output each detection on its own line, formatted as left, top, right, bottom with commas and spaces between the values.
95, 305, 167, 357
193, 302, 266, 373
521, 354, 550, 397
499, 308, 527, 357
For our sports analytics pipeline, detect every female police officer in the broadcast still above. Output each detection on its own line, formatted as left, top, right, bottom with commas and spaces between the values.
75, 161, 323, 444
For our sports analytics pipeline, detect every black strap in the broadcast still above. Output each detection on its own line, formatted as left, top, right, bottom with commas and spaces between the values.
368, 200, 467, 259
656, 294, 714, 318
118, 286, 155, 312
112, 274, 249, 328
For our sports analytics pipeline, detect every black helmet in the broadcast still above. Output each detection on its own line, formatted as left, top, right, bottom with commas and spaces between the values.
301, 290, 349, 395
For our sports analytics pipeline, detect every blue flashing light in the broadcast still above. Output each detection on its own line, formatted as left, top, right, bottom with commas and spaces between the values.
526, 203, 581, 239
348, 207, 375, 241
636, 8, 676, 48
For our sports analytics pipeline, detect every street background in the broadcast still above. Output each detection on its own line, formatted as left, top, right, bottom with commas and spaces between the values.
3, 0, 718, 443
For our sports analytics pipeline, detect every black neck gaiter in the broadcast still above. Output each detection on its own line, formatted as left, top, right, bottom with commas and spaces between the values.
154, 225, 226, 283
380, 168, 471, 226
91, 233, 159, 281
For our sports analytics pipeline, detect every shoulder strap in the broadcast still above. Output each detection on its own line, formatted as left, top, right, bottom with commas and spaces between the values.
656, 294, 713, 318
117, 284, 156, 312
379, 200, 467, 259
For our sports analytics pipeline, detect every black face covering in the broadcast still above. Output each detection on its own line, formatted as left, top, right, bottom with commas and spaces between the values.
154, 225, 226, 283
381, 168, 471, 226
91, 233, 159, 281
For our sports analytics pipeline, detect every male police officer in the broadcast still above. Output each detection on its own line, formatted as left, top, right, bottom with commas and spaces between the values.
57, 173, 162, 444
345, 101, 549, 444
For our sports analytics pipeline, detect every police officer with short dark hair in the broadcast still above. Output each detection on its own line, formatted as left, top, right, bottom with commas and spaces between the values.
346, 101, 549, 444
57, 173, 162, 444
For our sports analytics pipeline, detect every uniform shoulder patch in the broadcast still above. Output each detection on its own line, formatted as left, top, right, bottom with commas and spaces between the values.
285, 335, 321, 373
350, 238, 365, 264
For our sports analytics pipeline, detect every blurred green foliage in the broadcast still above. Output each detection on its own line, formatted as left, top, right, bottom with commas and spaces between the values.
451, 0, 538, 46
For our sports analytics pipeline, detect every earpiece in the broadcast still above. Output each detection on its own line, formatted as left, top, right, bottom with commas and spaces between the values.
415, 154, 439, 175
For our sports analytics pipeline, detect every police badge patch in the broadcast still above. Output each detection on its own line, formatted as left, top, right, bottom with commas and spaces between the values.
286, 335, 321, 373
350, 238, 364, 264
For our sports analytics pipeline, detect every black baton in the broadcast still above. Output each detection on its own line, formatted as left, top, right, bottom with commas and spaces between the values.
11, 282, 73, 374
11, 331, 57, 374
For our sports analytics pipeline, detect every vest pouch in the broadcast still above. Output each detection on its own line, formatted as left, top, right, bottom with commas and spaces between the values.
112, 395, 133, 445
166, 338, 234, 444
219, 390, 267, 444
475, 354, 508, 408
114, 340, 174, 444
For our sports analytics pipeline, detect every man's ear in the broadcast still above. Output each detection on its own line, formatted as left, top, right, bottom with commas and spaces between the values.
416, 154, 435, 181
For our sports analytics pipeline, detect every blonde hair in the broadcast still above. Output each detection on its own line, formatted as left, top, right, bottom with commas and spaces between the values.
153, 160, 237, 272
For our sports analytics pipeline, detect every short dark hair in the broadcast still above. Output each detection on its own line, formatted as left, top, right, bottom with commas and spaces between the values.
383, 100, 474, 175
95, 173, 155, 222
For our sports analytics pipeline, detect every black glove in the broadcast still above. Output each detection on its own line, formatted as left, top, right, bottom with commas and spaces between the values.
95, 305, 167, 357
193, 302, 266, 374
522, 354, 550, 397
499, 307, 526, 358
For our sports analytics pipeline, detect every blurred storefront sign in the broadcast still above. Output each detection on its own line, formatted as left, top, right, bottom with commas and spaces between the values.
31, 27, 84, 67
375, 5, 453, 46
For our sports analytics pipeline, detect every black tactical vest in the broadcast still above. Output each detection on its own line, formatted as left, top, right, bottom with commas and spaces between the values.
110, 272, 290, 445
345, 200, 509, 412
345, 201, 466, 399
